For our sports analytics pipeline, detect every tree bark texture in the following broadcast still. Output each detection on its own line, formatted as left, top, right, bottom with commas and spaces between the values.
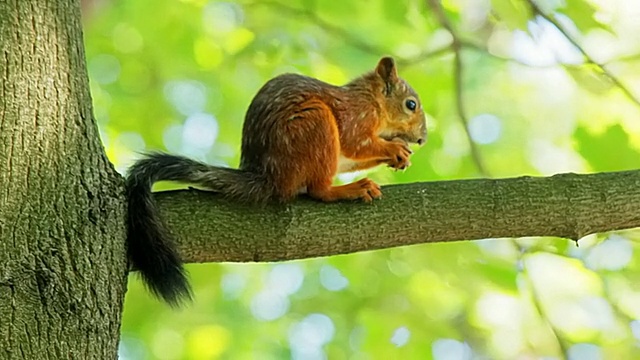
0, 1, 126, 359
157, 170, 640, 264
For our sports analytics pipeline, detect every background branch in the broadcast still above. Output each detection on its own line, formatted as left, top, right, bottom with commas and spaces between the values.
427, 0, 488, 176
516, 243, 568, 355
253, 1, 385, 57
525, 0, 640, 108
255, 1, 455, 66
155, 170, 640, 264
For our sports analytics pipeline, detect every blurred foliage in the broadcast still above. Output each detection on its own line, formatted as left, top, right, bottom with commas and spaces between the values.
81, 0, 640, 358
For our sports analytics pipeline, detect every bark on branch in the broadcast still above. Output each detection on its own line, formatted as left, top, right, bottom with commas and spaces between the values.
154, 170, 640, 264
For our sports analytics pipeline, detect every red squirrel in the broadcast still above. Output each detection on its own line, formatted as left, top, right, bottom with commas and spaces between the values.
126, 57, 427, 306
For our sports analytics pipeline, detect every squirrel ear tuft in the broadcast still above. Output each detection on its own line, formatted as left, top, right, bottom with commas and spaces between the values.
376, 56, 398, 95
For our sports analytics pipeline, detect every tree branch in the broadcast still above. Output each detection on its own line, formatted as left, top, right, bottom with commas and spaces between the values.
525, 0, 640, 109
427, 0, 489, 176
154, 170, 640, 264
517, 243, 568, 355
252, 1, 450, 67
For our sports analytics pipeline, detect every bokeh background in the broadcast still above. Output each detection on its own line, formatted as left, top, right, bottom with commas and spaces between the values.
81, 0, 640, 358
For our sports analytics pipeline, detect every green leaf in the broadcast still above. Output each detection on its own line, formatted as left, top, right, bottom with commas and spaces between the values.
490, 0, 533, 31
382, 0, 409, 25
565, 64, 614, 95
477, 261, 519, 292
558, 0, 611, 34
574, 124, 640, 172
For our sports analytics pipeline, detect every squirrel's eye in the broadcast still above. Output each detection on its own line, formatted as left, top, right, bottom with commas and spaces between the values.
405, 99, 417, 112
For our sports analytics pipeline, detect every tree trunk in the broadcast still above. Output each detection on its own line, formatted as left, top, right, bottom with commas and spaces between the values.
0, 0, 126, 359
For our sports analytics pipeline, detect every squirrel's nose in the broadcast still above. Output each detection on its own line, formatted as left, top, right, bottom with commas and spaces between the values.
417, 127, 428, 145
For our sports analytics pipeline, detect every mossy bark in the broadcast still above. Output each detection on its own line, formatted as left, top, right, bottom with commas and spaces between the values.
157, 170, 640, 263
0, 0, 127, 359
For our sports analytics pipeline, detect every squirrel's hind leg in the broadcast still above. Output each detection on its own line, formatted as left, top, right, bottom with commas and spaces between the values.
308, 178, 382, 203
269, 99, 382, 203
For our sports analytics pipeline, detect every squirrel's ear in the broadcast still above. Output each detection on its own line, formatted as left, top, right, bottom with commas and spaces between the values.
375, 56, 398, 95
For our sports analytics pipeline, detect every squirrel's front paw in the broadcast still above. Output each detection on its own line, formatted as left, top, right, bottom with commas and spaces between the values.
385, 138, 413, 170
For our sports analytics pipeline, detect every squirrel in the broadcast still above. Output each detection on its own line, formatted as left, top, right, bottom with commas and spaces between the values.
126, 56, 427, 307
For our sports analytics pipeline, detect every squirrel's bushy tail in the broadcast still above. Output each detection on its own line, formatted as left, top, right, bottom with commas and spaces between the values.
125, 152, 272, 306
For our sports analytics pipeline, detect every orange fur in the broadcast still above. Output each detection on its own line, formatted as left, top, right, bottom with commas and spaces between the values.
237, 57, 427, 203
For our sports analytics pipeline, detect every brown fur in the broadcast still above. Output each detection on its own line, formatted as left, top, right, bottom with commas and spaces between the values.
238, 56, 427, 203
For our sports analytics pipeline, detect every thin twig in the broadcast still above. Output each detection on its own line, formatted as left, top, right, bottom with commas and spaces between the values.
426, 0, 488, 176
246, 1, 383, 55
517, 249, 570, 357
396, 46, 452, 67
252, 1, 449, 65
525, 0, 640, 109
462, 40, 571, 69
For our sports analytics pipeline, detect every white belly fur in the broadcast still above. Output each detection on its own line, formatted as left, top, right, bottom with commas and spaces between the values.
338, 155, 359, 173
